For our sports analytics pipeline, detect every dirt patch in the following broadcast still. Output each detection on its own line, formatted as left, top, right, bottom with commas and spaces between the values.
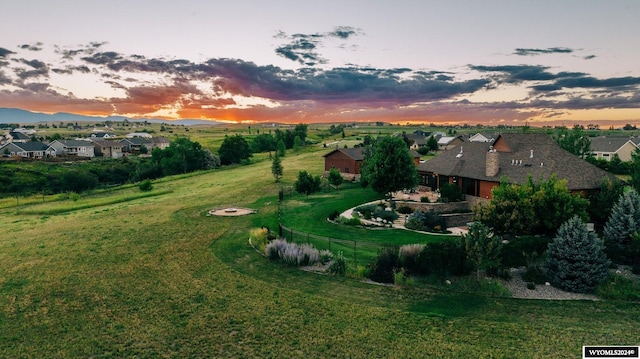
208, 207, 257, 216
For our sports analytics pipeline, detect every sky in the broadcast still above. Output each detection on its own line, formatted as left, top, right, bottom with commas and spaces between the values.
1, 0, 639, 127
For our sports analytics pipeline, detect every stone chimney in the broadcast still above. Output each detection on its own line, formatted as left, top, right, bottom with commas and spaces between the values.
486, 147, 499, 177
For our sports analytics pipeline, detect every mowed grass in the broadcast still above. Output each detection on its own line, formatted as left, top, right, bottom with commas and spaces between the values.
0, 146, 639, 358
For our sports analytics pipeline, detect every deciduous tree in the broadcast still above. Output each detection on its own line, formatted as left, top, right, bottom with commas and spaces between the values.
360, 136, 417, 196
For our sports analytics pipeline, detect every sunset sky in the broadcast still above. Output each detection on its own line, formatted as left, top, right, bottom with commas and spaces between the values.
1, 0, 639, 126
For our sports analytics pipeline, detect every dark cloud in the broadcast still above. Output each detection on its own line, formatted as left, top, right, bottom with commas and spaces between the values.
328, 26, 361, 39
275, 27, 362, 66
470, 65, 586, 83
19, 43, 43, 51
56, 42, 108, 59
0, 47, 16, 58
583, 54, 596, 60
51, 65, 91, 75
13, 58, 50, 79
514, 47, 574, 56
0, 71, 12, 85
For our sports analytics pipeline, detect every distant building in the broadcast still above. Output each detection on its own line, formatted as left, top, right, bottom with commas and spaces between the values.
589, 136, 639, 162
0, 141, 56, 158
126, 132, 153, 139
49, 140, 95, 158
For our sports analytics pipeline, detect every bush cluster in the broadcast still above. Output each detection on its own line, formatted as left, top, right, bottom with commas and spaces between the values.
368, 240, 473, 283
353, 203, 398, 222
405, 209, 446, 232
265, 239, 320, 267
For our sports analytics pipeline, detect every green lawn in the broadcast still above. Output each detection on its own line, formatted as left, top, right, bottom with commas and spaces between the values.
1, 145, 638, 358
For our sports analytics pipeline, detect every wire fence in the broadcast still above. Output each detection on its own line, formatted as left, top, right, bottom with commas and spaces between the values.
278, 222, 395, 265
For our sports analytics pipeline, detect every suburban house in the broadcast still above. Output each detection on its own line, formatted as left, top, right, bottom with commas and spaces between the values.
468, 132, 499, 143
48, 140, 95, 158
8, 131, 31, 143
404, 133, 428, 150
589, 136, 639, 162
149, 136, 171, 150
125, 132, 153, 139
119, 137, 152, 153
417, 133, 618, 200
0, 141, 56, 158
91, 140, 124, 158
90, 132, 117, 139
437, 136, 464, 150
323, 147, 421, 179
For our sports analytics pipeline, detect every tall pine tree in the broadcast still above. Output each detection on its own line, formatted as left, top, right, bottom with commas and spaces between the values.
603, 189, 640, 263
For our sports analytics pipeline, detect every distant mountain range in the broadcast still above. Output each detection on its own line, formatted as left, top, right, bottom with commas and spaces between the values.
0, 108, 222, 126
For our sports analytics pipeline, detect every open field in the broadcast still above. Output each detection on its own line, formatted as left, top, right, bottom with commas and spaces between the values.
1, 140, 639, 358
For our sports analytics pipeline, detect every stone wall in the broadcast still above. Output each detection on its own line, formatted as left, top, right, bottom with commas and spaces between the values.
393, 200, 471, 213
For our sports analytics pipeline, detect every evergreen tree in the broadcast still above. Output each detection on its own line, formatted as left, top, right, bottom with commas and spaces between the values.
426, 135, 438, 152
630, 148, 640, 193
603, 189, 640, 263
277, 139, 286, 157
271, 153, 283, 182
545, 216, 610, 293
463, 222, 502, 280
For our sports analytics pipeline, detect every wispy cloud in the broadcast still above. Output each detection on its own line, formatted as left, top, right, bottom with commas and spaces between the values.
513, 47, 574, 56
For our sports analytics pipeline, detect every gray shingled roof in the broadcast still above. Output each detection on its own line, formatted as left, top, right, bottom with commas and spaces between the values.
13, 141, 51, 151
589, 136, 638, 152
322, 147, 365, 160
418, 133, 617, 191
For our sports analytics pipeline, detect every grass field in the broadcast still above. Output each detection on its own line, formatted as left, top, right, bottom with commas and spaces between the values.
1, 138, 639, 358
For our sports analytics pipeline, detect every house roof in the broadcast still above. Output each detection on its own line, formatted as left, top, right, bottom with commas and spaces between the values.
589, 136, 638, 153
56, 140, 94, 147
323, 146, 420, 161
10, 141, 51, 151
9, 131, 30, 140
404, 133, 427, 145
322, 147, 365, 160
437, 136, 460, 145
91, 140, 122, 148
418, 133, 618, 191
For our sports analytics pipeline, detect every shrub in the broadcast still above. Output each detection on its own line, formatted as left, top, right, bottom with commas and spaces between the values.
415, 239, 471, 277
397, 206, 413, 214
139, 179, 153, 191
368, 247, 400, 283
327, 251, 346, 276
328, 210, 340, 221
526, 282, 536, 290
501, 236, 551, 267
521, 266, 546, 284
394, 269, 414, 287
337, 215, 362, 226
399, 244, 426, 274
264, 239, 320, 267
319, 249, 334, 264
420, 196, 430, 203
354, 204, 377, 219
596, 274, 640, 301
373, 208, 399, 222
405, 209, 446, 232
545, 216, 610, 293
438, 183, 462, 202
249, 227, 269, 252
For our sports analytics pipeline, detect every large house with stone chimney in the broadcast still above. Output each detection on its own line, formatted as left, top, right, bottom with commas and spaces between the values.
417, 133, 617, 200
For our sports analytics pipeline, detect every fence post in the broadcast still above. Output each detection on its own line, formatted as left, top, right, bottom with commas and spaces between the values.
290, 228, 293, 242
